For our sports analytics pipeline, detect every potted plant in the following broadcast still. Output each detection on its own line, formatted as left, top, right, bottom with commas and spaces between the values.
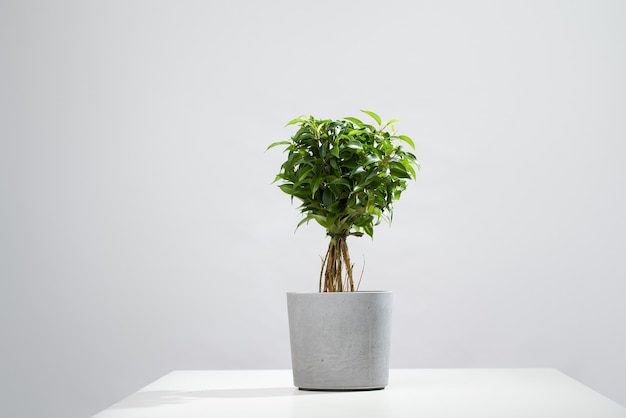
268, 110, 419, 390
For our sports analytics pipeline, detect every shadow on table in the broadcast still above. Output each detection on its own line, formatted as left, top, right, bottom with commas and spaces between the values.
111, 387, 327, 408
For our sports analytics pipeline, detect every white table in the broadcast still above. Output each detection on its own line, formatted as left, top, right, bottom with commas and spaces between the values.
93, 369, 626, 417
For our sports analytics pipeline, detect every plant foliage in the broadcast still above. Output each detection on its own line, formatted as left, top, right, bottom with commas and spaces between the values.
268, 110, 419, 292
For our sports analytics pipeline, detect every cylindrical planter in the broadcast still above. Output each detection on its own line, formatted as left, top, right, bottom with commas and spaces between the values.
286, 291, 392, 391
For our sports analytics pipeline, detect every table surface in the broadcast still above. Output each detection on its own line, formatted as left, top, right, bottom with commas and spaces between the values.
93, 368, 626, 418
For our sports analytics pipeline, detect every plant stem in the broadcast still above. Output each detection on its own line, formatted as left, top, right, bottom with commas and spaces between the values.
321, 235, 354, 292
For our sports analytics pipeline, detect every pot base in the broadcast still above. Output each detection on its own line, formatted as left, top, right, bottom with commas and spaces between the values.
298, 386, 386, 392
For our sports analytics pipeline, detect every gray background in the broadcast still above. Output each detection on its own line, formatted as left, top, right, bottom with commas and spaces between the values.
1, 1, 625, 417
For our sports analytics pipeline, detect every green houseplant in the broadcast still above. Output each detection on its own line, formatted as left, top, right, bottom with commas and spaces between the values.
268, 110, 419, 292
269, 110, 419, 390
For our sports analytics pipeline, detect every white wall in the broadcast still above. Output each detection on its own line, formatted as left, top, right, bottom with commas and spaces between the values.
1, 1, 625, 416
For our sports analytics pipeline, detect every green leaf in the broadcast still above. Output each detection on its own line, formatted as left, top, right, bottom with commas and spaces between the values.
296, 213, 328, 230
344, 117, 364, 126
364, 154, 381, 165
313, 218, 328, 229
296, 166, 312, 183
345, 140, 364, 150
278, 183, 294, 195
296, 214, 314, 229
360, 110, 382, 126
390, 162, 411, 178
285, 117, 305, 126
352, 166, 366, 175
403, 160, 417, 179
396, 135, 415, 149
266, 141, 291, 151
311, 176, 323, 196
362, 169, 379, 186
322, 188, 334, 207
382, 119, 400, 129
330, 177, 351, 191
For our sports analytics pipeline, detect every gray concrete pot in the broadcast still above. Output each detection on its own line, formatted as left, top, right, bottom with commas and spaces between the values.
286, 291, 392, 391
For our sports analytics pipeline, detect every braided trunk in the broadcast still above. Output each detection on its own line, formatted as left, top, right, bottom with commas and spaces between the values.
319, 235, 354, 292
